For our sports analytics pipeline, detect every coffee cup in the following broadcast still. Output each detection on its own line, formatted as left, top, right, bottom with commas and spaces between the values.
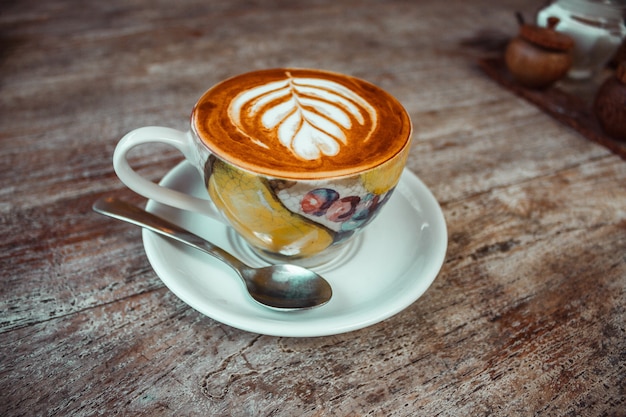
113, 68, 412, 266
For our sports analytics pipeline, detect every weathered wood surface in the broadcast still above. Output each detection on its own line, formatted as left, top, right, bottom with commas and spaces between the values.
1, 0, 625, 415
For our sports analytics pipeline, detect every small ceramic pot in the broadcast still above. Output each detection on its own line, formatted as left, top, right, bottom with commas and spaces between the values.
594, 62, 626, 142
505, 17, 574, 89
537, 0, 626, 80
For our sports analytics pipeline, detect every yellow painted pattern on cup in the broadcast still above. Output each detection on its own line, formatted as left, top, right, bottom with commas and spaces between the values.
360, 146, 408, 194
208, 160, 334, 257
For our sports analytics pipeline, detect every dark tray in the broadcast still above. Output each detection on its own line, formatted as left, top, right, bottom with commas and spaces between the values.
478, 57, 626, 161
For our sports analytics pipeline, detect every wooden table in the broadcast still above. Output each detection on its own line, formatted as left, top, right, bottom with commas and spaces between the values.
2, 0, 625, 415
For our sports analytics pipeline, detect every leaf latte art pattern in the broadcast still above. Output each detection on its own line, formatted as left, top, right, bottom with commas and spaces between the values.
228, 72, 378, 161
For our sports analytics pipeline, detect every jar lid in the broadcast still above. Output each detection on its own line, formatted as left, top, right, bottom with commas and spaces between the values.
519, 17, 575, 51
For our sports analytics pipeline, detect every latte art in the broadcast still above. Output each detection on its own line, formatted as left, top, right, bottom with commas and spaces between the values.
193, 68, 411, 179
228, 72, 378, 161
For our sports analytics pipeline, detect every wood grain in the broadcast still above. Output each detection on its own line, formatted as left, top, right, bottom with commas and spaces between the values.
1, 0, 625, 416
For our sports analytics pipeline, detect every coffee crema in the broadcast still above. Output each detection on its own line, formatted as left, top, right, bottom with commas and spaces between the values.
192, 68, 411, 179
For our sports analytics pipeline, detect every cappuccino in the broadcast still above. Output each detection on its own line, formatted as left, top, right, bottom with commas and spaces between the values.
192, 68, 411, 179
114, 68, 412, 263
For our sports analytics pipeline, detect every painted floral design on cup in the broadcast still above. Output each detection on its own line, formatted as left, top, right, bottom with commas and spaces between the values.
300, 188, 340, 216
300, 188, 390, 234
325, 196, 359, 222
273, 179, 395, 244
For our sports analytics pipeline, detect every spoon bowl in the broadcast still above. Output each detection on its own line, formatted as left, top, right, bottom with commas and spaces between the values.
93, 197, 332, 310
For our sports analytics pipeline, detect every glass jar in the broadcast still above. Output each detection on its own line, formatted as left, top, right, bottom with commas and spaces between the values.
537, 0, 626, 79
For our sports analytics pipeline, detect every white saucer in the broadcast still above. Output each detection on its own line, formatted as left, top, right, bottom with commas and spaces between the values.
143, 161, 447, 337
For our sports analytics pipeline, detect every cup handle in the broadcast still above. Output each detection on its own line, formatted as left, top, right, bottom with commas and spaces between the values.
113, 126, 221, 219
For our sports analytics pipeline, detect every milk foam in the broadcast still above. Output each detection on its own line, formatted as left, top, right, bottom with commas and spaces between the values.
228, 72, 377, 161
192, 68, 411, 179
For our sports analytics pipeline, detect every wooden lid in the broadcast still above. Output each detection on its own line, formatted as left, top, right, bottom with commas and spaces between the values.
519, 17, 574, 51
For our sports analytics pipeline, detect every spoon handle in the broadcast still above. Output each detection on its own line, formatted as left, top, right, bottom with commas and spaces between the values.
92, 197, 248, 272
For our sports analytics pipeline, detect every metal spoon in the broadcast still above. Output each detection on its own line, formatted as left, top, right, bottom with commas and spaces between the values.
92, 197, 332, 310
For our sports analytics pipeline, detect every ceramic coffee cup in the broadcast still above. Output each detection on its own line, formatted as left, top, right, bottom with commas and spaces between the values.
114, 68, 412, 266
